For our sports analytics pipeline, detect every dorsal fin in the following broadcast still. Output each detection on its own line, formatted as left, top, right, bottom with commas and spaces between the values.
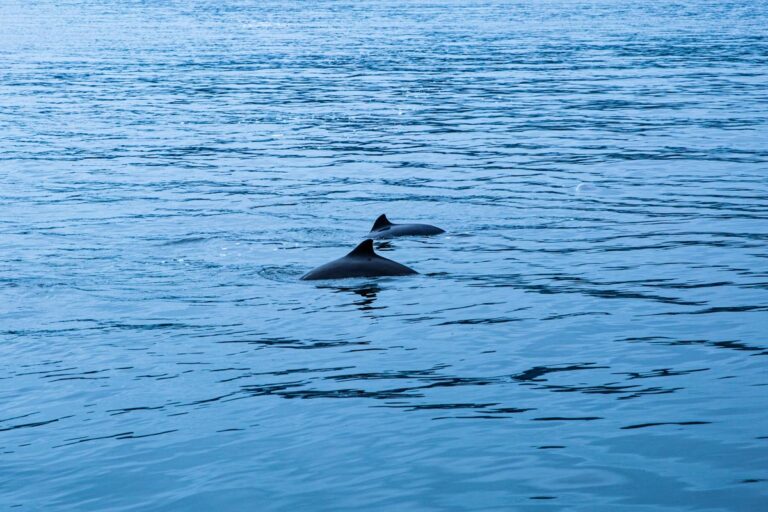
347, 239, 376, 257
371, 214, 392, 231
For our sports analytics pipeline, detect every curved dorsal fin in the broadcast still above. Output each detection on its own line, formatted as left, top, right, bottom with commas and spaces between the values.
371, 214, 392, 231
347, 239, 376, 257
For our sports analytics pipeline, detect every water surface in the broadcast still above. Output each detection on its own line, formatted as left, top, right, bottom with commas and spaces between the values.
1, 0, 767, 510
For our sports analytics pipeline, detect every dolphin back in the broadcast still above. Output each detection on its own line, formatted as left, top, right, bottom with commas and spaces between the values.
301, 239, 417, 280
368, 223, 445, 239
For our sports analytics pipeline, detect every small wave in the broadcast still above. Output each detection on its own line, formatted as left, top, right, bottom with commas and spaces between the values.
256, 265, 305, 283
159, 237, 209, 246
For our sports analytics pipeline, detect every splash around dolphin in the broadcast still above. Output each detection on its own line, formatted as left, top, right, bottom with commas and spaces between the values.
301, 239, 418, 280
366, 214, 445, 239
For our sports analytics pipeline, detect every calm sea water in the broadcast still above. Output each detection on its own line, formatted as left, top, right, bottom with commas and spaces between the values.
1, 0, 767, 510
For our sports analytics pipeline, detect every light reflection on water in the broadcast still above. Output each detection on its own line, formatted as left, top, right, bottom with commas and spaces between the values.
1, 0, 767, 510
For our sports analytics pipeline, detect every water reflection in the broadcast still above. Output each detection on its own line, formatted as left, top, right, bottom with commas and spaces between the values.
2, 0, 767, 510
326, 282, 383, 312
373, 241, 394, 251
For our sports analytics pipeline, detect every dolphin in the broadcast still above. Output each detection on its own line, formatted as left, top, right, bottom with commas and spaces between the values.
301, 239, 418, 280
366, 214, 445, 239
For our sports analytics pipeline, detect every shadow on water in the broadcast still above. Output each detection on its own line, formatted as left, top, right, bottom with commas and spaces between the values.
2, 0, 768, 509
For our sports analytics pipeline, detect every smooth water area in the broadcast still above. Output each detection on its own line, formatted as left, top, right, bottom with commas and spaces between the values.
1, 0, 767, 510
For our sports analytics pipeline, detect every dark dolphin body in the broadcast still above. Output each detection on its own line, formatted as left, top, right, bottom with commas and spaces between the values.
366, 214, 445, 239
301, 239, 418, 280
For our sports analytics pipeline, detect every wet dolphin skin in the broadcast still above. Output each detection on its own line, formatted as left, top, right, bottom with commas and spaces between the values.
301, 239, 418, 280
367, 214, 445, 239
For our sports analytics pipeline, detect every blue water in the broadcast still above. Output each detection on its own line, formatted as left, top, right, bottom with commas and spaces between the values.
2, 0, 768, 510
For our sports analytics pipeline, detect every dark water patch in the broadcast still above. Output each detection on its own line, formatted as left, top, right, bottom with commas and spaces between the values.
651, 305, 768, 315
533, 417, 603, 422
53, 429, 177, 447
2, 0, 767, 510
0, 413, 40, 424
468, 274, 708, 306
619, 368, 709, 379
621, 421, 712, 430
0, 417, 72, 433
624, 337, 768, 355
107, 406, 166, 416
217, 337, 372, 350
436, 316, 524, 325
512, 364, 609, 383
158, 237, 209, 246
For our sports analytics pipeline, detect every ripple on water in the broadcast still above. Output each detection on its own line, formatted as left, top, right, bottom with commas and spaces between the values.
1, 0, 768, 510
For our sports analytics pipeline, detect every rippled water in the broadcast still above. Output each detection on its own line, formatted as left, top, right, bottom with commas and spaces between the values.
2, 0, 768, 510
